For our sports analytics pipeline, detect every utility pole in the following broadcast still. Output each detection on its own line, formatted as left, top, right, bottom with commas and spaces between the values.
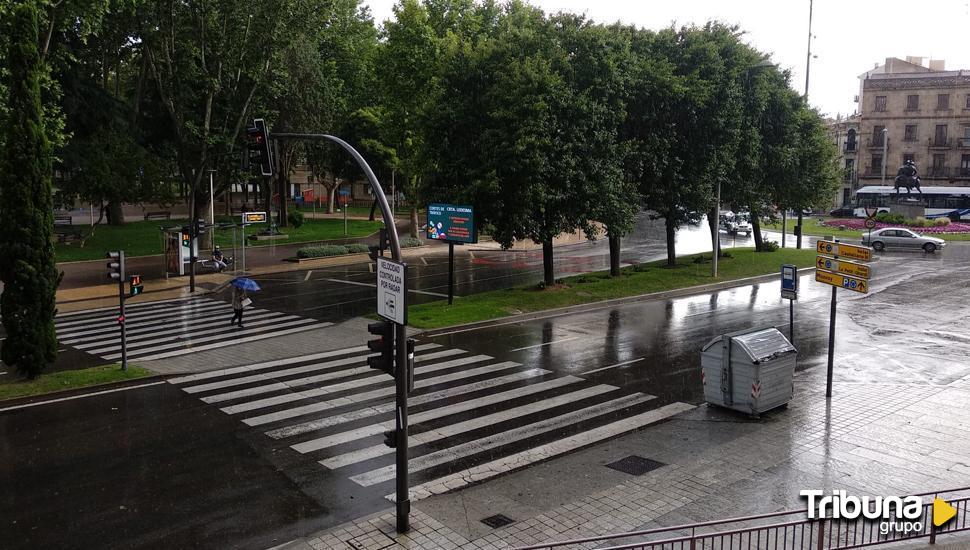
798, 0, 815, 250
881, 128, 888, 185
712, 182, 721, 278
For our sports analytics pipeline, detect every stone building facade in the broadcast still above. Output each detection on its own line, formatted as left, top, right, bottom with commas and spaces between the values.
857, 57, 970, 190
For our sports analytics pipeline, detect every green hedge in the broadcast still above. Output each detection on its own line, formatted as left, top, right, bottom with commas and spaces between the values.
346, 243, 370, 253
402, 237, 423, 248
297, 244, 349, 258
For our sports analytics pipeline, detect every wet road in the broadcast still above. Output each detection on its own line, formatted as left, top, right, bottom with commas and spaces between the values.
4, 234, 967, 549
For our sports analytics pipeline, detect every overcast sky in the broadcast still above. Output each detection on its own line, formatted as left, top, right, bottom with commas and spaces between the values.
363, 0, 970, 117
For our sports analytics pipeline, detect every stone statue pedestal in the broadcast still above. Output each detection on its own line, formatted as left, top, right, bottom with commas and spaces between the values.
890, 197, 926, 220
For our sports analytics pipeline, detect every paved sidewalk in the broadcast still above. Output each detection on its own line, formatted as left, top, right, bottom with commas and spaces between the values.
290, 374, 970, 550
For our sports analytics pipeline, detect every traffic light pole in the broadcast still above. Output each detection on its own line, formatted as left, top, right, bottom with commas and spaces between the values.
118, 275, 127, 371
271, 132, 410, 532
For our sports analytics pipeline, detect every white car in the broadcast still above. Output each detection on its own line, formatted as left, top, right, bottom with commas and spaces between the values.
861, 227, 946, 253
719, 212, 752, 235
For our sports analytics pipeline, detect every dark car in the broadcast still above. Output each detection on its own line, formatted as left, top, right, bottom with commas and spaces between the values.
829, 206, 856, 218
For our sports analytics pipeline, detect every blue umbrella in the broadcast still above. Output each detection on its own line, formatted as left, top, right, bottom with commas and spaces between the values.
230, 277, 261, 291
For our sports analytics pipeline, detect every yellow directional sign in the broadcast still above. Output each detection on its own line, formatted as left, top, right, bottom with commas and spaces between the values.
815, 269, 869, 294
815, 256, 872, 279
816, 240, 872, 262
934, 497, 958, 527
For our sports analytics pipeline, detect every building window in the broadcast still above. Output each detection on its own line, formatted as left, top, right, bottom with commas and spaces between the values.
932, 153, 946, 176
935, 125, 948, 146
937, 93, 950, 110
844, 159, 854, 182
872, 125, 885, 146
966, 95, 970, 109
904, 125, 917, 141
846, 129, 857, 151
962, 154, 970, 177
875, 96, 888, 111
871, 155, 883, 175
906, 94, 919, 110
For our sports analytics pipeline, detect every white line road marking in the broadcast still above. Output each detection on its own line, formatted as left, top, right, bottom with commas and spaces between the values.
304, 270, 313, 282
169, 345, 373, 384
509, 336, 581, 353
321, 384, 624, 469
420, 257, 428, 265
61, 309, 284, 344
103, 318, 320, 359
55, 300, 225, 330
220, 359, 519, 415
128, 323, 331, 362
181, 343, 441, 394
291, 376, 586, 453
244, 368, 544, 428
0, 381, 168, 412
357, 393, 654, 486
55, 296, 209, 318
579, 357, 646, 376
389, 402, 696, 501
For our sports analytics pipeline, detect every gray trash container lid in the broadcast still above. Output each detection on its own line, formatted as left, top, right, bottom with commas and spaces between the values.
702, 327, 796, 364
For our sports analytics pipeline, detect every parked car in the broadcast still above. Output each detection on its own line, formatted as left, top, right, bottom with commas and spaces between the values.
861, 227, 946, 253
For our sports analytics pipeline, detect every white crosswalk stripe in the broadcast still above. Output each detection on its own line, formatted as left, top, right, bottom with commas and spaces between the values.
56, 297, 332, 362
167, 343, 695, 500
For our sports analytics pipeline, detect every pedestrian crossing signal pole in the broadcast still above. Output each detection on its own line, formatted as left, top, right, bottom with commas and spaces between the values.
268, 130, 412, 533
106, 250, 127, 371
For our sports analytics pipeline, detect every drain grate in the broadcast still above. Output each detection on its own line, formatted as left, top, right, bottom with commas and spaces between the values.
605, 455, 666, 476
481, 513, 516, 529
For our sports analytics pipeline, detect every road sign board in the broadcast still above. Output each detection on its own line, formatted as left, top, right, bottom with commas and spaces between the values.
426, 203, 478, 244
815, 269, 869, 294
781, 264, 798, 300
242, 211, 267, 224
377, 257, 407, 325
816, 240, 872, 262
864, 218, 876, 229
815, 256, 872, 279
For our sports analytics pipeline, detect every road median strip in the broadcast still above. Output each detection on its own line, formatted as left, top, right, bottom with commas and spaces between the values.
0, 364, 155, 404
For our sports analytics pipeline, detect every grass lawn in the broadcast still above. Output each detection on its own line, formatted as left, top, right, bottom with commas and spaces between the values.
763, 217, 970, 241
55, 217, 383, 262
0, 364, 152, 402
408, 247, 818, 330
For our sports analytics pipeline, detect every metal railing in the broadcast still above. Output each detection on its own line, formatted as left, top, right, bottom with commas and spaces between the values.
515, 487, 970, 550
866, 137, 887, 149
928, 137, 952, 149
957, 138, 970, 149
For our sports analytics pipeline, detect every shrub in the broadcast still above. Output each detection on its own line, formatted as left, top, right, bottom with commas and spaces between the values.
297, 244, 348, 258
760, 240, 779, 252
287, 210, 305, 228
875, 212, 905, 224
346, 243, 369, 253
401, 237, 423, 248
933, 217, 951, 227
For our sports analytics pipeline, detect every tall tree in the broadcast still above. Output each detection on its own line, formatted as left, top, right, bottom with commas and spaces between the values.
0, 2, 61, 379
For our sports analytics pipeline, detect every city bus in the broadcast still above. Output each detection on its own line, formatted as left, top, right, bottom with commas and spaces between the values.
853, 185, 970, 219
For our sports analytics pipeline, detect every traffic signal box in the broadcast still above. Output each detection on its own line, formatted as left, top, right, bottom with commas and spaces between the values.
106, 250, 125, 282
247, 119, 273, 176
181, 226, 191, 247
129, 275, 144, 297
367, 320, 395, 376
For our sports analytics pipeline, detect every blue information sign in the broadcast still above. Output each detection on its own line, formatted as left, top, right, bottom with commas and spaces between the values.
426, 203, 477, 244
781, 264, 798, 300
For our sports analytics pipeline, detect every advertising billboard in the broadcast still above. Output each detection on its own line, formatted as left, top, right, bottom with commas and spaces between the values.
426, 203, 477, 244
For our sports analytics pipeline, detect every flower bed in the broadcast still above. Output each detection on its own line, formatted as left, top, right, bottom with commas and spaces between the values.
822, 218, 970, 233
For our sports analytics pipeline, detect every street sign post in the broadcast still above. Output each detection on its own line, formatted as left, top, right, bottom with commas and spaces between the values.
815, 239, 873, 398
239, 211, 267, 274
426, 203, 478, 305
377, 257, 407, 325
780, 264, 797, 341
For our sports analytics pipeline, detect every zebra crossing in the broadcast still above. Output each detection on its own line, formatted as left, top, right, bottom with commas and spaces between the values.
56, 296, 332, 362
168, 342, 694, 502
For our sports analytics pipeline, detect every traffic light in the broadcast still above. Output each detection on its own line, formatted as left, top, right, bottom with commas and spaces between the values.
129, 274, 144, 296
181, 225, 191, 247
106, 250, 125, 282
383, 429, 397, 448
195, 219, 207, 235
367, 320, 395, 376
246, 118, 273, 176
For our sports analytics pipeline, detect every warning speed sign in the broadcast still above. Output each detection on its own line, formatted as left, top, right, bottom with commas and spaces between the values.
864, 218, 876, 229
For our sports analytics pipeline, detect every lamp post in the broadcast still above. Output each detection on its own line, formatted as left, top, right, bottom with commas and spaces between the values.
208, 168, 217, 250
881, 128, 888, 185
797, 0, 816, 249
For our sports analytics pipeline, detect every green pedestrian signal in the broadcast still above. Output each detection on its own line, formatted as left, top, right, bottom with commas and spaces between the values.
129, 274, 144, 297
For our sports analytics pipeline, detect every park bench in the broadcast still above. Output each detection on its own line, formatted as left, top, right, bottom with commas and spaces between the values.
53, 225, 83, 244
145, 211, 172, 221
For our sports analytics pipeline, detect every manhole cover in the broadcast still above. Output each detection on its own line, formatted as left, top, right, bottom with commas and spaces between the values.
605, 455, 666, 476
481, 514, 516, 529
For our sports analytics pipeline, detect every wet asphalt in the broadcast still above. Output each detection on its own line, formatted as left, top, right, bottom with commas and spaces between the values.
2, 220, 968, 549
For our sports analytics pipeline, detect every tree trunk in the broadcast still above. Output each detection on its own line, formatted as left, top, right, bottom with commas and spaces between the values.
409, 207, 419, 239
277, 141, 288, 228
751, 209, 764, 251
608, 232, 621, 277
327, 188, 336, 214
369, 198, 378, 221
107, 201, 125, 226
796, 211, 803, 249
542, 239, 555, 286
664, 217, 676, 267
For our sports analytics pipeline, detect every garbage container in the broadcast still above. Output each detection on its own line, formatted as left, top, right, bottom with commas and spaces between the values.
701, 327, 796, 415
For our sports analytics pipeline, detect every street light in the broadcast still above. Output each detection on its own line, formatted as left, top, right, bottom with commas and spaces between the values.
881, 128, 888, 185
208, 168, 217, 250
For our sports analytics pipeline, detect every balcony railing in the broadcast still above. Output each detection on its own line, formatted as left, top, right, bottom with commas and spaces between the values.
843, 142, 857, 152
928, 137, 952, 149
866, 137, 887, 149
958, 138, 970, 149
958, 168, 970, 177
863, 165, 887, 177
927, 166, 949, 178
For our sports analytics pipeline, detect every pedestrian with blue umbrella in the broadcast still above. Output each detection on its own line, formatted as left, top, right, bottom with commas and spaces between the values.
229, 278, 260, 328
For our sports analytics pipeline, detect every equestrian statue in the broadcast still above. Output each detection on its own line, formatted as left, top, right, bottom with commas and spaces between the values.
894, 159, 922, 196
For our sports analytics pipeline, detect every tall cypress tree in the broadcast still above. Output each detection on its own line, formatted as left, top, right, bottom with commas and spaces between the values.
0, 2, 60, 379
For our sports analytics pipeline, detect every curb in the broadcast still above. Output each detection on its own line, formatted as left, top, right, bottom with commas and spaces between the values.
418, 266, 816, 337
0, 373, 169, 410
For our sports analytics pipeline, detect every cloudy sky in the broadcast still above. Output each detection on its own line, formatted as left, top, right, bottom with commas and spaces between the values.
363, 0, 970, 117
